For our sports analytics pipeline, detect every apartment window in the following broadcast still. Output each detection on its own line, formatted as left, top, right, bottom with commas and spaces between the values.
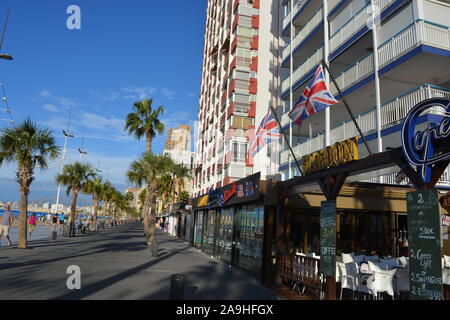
236, 26, 254, 38
231, 115, 253, 129
233, 142, 248, 163
234, 93, 250, 105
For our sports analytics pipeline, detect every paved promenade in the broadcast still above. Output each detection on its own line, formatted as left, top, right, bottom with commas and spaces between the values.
0, 223, 279, 300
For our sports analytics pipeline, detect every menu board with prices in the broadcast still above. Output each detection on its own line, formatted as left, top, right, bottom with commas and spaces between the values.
320, 200, 336, 278
407, 188, 443, 300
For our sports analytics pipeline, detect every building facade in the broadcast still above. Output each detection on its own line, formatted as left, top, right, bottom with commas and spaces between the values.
278, 0, 450, 187
193, 0, 283, 197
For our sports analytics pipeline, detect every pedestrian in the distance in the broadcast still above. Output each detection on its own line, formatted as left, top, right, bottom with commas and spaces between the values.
0, 204, 14, 247
28, 213, 37, 239
51, 213, 58, 232
59, 213, 65, 233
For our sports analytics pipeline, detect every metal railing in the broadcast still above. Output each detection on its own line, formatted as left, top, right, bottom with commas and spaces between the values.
330, 20, 450, 96
278, 254, 323, 298
282, 6, 324, 62
283, 0, 343, 32
361, 166, 450, 186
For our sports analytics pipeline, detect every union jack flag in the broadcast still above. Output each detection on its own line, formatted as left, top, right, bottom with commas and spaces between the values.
249, 110, 282, 157
288, 65, 339, 127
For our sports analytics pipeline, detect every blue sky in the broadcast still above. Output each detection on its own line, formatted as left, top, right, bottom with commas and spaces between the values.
0, 0, 206, 205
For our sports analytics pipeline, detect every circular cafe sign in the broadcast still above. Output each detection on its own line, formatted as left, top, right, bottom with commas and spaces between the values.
401, 98, 450, 183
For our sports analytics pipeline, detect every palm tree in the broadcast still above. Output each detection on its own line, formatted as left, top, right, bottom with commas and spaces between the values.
124, 99, 164, 154
83, 175, 104, 231
100, 181, 114, 217
127, 153, 174, 245
172, 163, 191, 200
56, 162, 96, 237
0, 119, 60, 248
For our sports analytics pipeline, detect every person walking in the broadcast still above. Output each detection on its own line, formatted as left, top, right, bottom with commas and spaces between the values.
51, 213, 58, 232
28, 213, 37, 239
58, 213, 65, 233
0, 204, 14, 247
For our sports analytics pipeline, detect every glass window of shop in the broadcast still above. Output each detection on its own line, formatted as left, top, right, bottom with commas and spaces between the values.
215, 207, 234, 263
337, 211, 392, 256
202, 210, 217, 256
289, 210, 321, 255
234, 204, 265, 275
194, 211, 205, 249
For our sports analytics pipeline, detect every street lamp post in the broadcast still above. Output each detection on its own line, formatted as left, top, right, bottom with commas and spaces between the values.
55, 129, 74, 214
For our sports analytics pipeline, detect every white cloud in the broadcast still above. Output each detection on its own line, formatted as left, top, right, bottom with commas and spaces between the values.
43, 104, 59, 113
121, 86, 157, 100
40, 90, 52, 98
161, 88, 176, 100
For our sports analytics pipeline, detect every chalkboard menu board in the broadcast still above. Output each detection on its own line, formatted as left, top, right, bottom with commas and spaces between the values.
320, 201, 336, 278
407, 189, 443, 300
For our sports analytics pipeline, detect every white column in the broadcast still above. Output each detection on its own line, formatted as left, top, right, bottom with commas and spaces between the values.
289, 0, 294, 179
371, 0, 383, 183
324, 0, 331, 147
372, 0, 382, 153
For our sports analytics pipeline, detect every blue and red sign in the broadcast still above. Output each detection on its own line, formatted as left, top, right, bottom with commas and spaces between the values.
401, 98, 450, 183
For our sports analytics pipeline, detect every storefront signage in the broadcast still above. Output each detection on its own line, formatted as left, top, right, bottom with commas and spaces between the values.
198, 195, 208, 207
407, 189, 443, 300
320, 201, 336, 278
401, 98, 450, 183
195, 173, 260, 209
223, 182, 237, 203
301, 137, 359, 174
208, 189, 224, 208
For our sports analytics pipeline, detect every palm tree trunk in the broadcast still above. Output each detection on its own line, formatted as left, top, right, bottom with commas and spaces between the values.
146, 132, 152, 154
147, 181, 158, 245
92, 196, 99, 231
70, 191, 78, 237
143, 186, 152, 244
18, 188, 28, 249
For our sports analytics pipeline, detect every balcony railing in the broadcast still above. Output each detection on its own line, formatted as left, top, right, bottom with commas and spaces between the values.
282, 0, 400, 95
282, 45, 323, 93
280, 84, 450, 166
282, 6, 323, 62
361, 166, 450, 186
282, 0, 342, 32
330, 20, 450, 96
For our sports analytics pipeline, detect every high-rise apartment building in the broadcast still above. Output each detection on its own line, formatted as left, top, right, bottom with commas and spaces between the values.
193, 0, 282, 197
164, 125, 194, 168
164, 124, 195, 196
165, 125, 191, 152
279, 0, 450, 186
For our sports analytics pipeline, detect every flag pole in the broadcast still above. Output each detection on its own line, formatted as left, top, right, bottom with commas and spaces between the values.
320, 59, 373, 156
269, 106, 303, 176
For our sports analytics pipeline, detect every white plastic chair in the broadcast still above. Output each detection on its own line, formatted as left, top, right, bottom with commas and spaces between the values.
342, 252, 355, 264
338, 262, 359, 300
367, 261, 397, 300
443, 255, 450, 268
397, 256, 408, 268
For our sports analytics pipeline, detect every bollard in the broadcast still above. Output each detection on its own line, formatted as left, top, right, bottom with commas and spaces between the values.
151, 241, 158, 257
169, 274, 184, 300
52, 231, 57, 240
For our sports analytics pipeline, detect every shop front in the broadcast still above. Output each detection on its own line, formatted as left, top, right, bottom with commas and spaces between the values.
266, 98, 450, 300
192, 173, 267, 277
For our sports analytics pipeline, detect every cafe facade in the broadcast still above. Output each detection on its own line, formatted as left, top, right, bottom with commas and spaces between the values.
192, 172, 268, 277
264, 98, 450, 299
